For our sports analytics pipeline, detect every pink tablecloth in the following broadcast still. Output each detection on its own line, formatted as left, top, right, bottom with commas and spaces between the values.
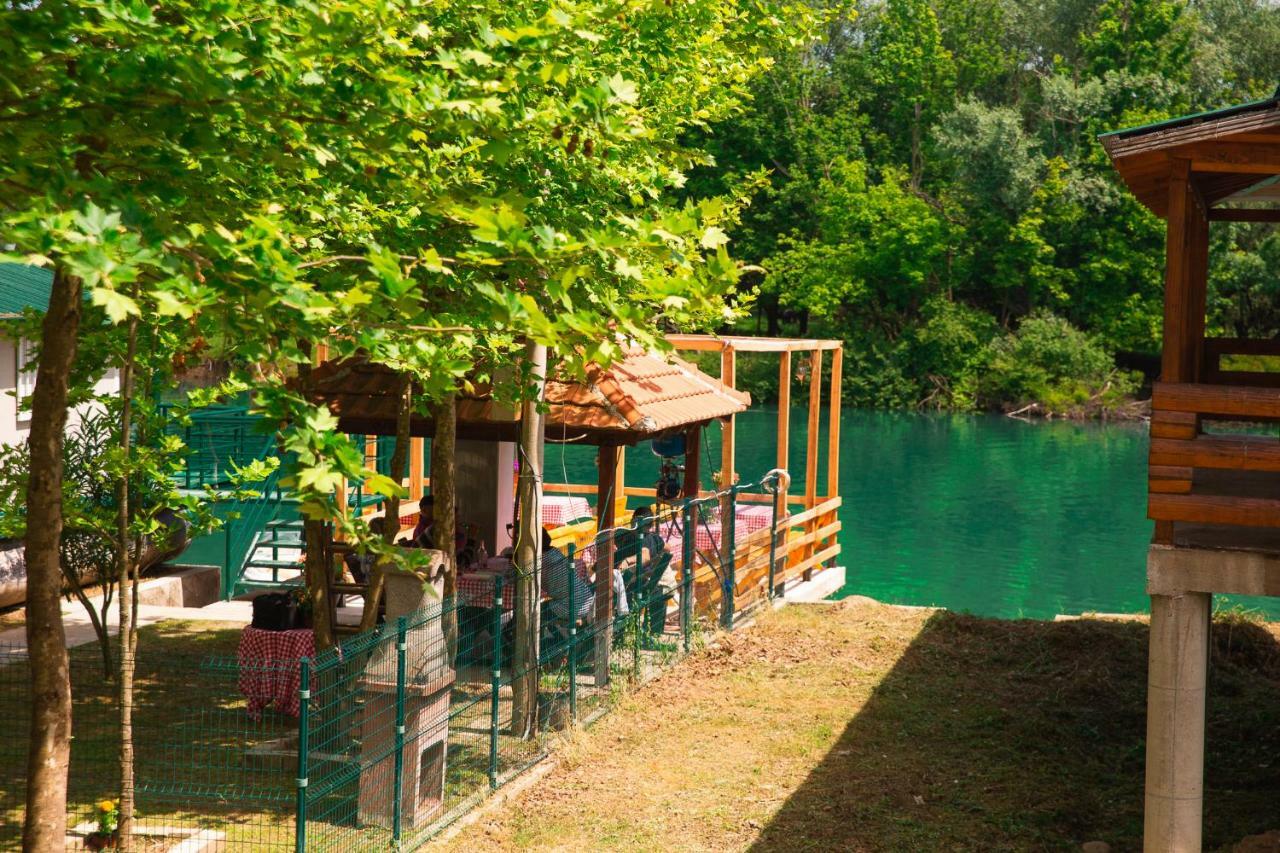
543, 496, 593, 527
236, 627, 316, 719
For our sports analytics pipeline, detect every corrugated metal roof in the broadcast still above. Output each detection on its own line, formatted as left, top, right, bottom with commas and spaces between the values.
0, 263, 53, 318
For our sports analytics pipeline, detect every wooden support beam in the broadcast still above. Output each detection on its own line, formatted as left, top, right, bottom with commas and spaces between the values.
1185, 141, 1280, 174
684, 425, 702, 499
827, 346, 842, 499
720, 346, 737, 487
1187, 190, 1209, 384
1162, 160, 1194, 383
408, 436, 425, 499
1208, 208, 1280, 222
804, 349, 823, 573
804, 349, 822, 509
777, 351, 791, 474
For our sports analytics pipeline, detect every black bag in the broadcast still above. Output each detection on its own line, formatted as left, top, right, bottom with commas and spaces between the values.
251, 593, 297, 631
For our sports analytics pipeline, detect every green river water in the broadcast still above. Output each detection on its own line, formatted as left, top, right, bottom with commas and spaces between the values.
551, 409, 1280, 621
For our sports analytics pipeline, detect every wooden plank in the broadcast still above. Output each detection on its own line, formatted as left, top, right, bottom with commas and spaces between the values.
786, 496, 842, 528
1162, 160, 1193, 382
1148, 479, 1192, 494
779, 520, 842, 556
1149, 465, 1194, 480
1204, 337, 1280, 357
1185, 141, 1280, 173
667, 334, 843, 354
1149, 436, 1280, 472
721, 346, 737, 487
1152, 381, 1280, 418
1208, 208, 1280, 222
1188, 193, 1209, 381
1152, 410, 1199, 426
787, 543, 842, 578
1150, 422, 1198, 440
827, 346, 843, 500
409, 436, 425, 499
1149, 492, 1280, 527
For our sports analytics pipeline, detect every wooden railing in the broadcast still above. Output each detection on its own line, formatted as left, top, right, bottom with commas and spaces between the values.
1202, 337, 1280, 388
1148, 381, 1280, 528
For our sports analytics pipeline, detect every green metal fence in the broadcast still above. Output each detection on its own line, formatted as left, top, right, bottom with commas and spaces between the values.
1, 475, 788, 851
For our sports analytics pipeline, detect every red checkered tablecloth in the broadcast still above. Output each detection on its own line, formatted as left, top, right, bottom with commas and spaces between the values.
236, 627, 316, 719
662, 504, 774, 560
457, 566, 516, 610
543, 496, 593, 527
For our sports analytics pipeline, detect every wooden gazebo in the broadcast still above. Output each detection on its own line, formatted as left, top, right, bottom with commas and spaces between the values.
1102, 88, 1280, 852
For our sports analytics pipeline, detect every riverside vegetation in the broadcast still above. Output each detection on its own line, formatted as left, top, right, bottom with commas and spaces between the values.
689, 0, 1280, 416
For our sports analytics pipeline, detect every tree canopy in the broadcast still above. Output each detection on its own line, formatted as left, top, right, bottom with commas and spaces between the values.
690, 0, 1280, 413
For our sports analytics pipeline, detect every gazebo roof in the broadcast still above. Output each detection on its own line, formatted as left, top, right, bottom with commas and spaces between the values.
1100, 88, 1280, 220
307, 348, 750, 445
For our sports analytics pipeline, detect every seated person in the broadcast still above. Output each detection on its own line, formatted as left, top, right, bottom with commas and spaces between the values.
541, 529, 595, 624
630, 505, 668, 561
412, 493, 471, 558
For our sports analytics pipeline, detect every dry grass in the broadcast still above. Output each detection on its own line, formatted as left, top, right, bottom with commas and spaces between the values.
434, 600, 1280, 853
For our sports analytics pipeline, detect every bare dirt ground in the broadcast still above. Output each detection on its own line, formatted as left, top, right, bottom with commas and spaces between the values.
434, 599, 1280, 852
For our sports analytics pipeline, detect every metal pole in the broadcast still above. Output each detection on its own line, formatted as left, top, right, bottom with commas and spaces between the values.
223, 517, 234, 600
767, 475, 780, 601
392, 616, 408, 843
724, 485, 738, 630
567, 543, 577, 722
295, 657, 311, 853
488, 575, 504, 790
681, 499, 695, 654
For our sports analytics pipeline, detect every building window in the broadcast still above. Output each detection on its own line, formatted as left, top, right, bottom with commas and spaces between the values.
16, 338, 36, 404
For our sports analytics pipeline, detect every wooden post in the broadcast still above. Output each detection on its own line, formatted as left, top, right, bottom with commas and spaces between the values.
720, 346, 737, 488
1161, 160, 1194, 385
408, 437, 425, 501
684, 425, 701, 499
804, 349, 823, 575
777, 351, 791, 476
1187, 193, 1210, 384
1154, 160, 1198, 545
825, 346, 842, 566
595, 444, 619, 684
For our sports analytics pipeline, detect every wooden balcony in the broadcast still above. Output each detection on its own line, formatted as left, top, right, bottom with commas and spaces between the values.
1148, 354, 1280, 550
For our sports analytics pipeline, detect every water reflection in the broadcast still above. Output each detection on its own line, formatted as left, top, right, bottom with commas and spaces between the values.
546, 409, 1280, 620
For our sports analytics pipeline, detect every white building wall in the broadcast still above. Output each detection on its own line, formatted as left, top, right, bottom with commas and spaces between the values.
0, 332, 122, 451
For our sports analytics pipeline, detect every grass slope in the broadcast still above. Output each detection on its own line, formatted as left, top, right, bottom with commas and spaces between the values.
437, 601, 1280, 852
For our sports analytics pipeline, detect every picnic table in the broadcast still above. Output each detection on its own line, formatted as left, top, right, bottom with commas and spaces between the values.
236, 626, 315, 718
542, 495, 593, 527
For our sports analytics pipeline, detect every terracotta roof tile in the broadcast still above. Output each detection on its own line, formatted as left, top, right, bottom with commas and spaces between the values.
307, 348, 749, 441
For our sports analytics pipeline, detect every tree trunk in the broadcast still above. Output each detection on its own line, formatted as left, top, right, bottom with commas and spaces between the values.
594, 444, 619, 686
23, 267, 82, 852
430, 394, 457, 657
116, 313, 139, 850
360, 374, 412, 631
511, 343, 546, 738
295, 356, 334, 650
359, 375, 411, 631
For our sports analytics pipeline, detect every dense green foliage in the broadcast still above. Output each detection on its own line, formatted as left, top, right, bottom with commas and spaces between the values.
692, 0, 1280, 412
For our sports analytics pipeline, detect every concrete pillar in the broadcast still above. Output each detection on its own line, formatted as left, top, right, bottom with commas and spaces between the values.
1144, 590, 1210, 853
454, 439, 515, 556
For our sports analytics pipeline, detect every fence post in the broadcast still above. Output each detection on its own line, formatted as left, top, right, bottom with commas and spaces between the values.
488, 575, 504, 790
566, 543, 577, 723
392, 616, 408, 844
723, 485, 739, 631
223, 517, 234, 599
681, 499, 695, 654
767, 475, 780, 602
633, 520, 645, 680
295, 657, 311, 853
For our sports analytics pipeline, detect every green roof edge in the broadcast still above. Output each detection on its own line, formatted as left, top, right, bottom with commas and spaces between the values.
1098, 88, 1280, 140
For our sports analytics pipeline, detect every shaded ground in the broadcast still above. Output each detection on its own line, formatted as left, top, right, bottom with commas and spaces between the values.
435, 600, 1280, 852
